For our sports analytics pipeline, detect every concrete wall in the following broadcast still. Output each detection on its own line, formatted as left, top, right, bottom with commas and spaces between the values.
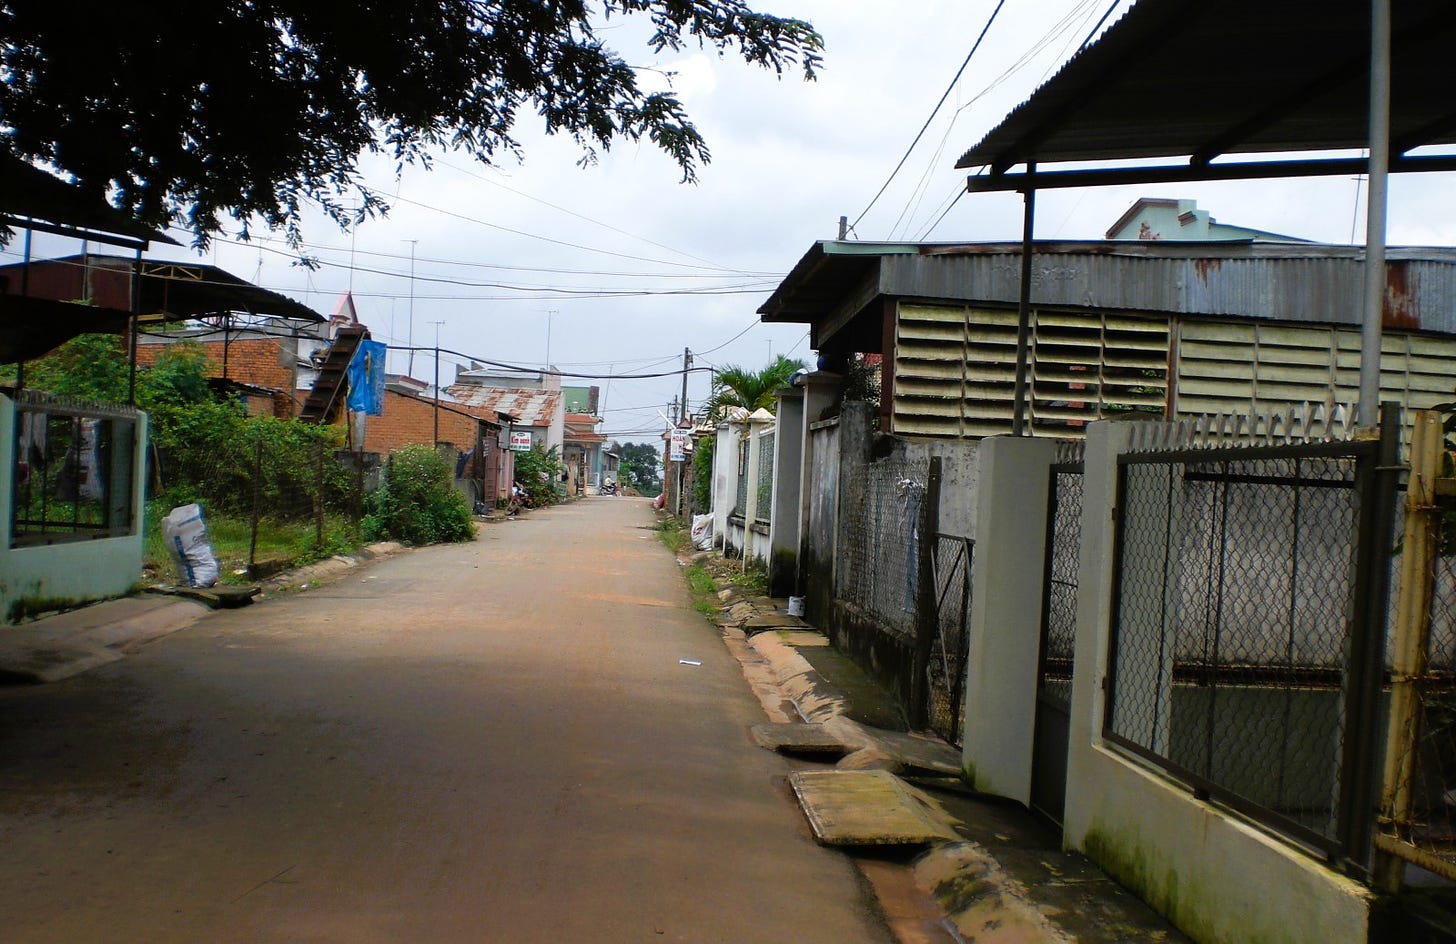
0, 395, 149, 621
1063, 419, 1371, 944
961, 436, 1054, 802
768, 388, 805, 596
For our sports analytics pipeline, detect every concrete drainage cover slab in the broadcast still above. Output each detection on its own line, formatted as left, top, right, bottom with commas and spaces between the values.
789, 769, 958, 847
751, 722, 856, 758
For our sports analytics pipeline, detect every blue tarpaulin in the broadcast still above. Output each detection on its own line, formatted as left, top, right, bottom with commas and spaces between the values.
346, 339, 388, 416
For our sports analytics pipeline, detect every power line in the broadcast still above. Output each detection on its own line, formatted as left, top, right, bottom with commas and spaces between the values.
849, 0, 1008, 234
387, 192, 745, 274
435, 159, 731, 271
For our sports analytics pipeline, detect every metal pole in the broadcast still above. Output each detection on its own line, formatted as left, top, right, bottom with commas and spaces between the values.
128, 247, 141, 404
910, 457, 943, 730
1013, 167, 1036, 436
432, 320, 444, 446
1359, 0, 1391, 426
1340, 400, 1400, 871
680, 348, 692, 421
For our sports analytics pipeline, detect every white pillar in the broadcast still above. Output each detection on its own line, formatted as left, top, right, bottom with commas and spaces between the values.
962, 435, 1056, 801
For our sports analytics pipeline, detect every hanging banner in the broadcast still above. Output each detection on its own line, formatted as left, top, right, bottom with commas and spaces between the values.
345, 339, 388, 416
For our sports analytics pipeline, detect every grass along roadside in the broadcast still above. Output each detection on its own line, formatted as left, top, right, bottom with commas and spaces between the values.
657, 514, 769, 621
144, 501, 361, 586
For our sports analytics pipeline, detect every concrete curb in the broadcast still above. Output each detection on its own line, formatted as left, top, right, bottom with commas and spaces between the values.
708, 587, 1181, 944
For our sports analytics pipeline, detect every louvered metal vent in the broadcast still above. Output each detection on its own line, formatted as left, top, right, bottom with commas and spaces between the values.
1172, 321, 1456, 421
892, 304, 1168, 439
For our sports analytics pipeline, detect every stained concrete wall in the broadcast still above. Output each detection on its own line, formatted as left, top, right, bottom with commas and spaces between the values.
961, 436, 1054, 802
0, 395, 149, 621
1063, 419, 1371, 944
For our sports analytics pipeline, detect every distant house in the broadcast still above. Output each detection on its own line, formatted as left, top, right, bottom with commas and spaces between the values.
561, 385, 605, 491
447, 366, 566, 457
1106, 197, 1308, 242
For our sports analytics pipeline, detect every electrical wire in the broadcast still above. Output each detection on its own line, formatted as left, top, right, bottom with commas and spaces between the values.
849, 0, 1008, 235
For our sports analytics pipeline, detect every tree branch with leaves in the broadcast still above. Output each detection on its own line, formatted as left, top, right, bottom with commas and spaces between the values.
0, 0, 821, 248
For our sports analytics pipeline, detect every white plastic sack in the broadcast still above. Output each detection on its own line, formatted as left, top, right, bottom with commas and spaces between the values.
690, 513, 714, 551
163, 503, 219, 588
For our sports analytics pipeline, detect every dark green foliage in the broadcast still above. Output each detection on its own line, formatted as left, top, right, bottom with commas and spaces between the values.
366, 445, 474, 546
512, 443, 564, 506
0, 1, 821, 247
611, 440, 662, 493
5, 333, 130, 401
693, 433, 714, 511
707, 354, 805, 420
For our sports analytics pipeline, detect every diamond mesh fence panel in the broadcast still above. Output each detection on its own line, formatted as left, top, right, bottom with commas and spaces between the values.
1108, 449, 1364, 852
927, 534, 973, 745
756, 430, 774, 524
837, 456, 923, 642
1041, 468, 1083, 709
734, 437, 749, 516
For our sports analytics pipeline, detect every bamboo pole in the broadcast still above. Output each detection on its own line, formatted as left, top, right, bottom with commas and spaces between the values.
1375, 410, 1441, 891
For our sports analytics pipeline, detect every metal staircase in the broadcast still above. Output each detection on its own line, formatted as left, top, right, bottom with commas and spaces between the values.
298, 325, 367, 424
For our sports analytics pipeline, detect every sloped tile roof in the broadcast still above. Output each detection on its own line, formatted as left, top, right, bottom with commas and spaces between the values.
446, 384, 561, 428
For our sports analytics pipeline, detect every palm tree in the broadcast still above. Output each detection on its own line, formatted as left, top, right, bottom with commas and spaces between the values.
706, 354, 805, 420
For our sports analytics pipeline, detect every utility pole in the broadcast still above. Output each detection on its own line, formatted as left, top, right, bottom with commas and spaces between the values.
432, 320, 445, 445
404, 239, 418, 376
679, 347, 692, 422
545, 309, 558, 366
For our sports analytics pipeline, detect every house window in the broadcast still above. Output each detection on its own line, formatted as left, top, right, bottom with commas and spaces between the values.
12, 399, 138, 548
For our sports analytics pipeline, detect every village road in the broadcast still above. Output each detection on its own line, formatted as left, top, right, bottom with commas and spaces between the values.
0, 498, 891, 943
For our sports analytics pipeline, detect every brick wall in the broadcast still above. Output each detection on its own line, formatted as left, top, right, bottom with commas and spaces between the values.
136, 337, 298, 394
136, 336, 303, 417
359, 390, 481, 456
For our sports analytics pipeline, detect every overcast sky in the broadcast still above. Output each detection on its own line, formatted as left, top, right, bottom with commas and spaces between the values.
41, 0, 1456, 444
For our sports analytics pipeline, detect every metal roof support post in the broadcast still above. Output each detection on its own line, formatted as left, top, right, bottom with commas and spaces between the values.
128, 247, 142, 405
1359, 0, 1391, 426
1013, 167, 1036, 436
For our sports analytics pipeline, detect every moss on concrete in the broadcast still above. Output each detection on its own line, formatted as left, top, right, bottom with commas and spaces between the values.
1082, 821, 1299, 944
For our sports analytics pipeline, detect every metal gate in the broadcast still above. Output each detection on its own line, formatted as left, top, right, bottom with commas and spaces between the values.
1031, 460, 1083, 824
927, 533, 974, 746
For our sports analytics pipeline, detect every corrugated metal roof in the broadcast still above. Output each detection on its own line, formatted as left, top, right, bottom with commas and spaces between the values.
760, 240, 1456, 337
446, 384, 561, 428
956, 0, 1456, 171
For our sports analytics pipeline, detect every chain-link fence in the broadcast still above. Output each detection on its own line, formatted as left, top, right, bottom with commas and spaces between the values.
837, 455, 924, 642
927, 533, 973, 745
755, 429, 774, 524
1041, 466, 1084, 704
1107, 442, 1384, 859
734, 435, 749, 517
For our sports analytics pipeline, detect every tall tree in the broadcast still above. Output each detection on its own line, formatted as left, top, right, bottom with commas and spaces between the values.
706, 353, 804, 419
0, 1, 821, 247
609, 440, 661, 489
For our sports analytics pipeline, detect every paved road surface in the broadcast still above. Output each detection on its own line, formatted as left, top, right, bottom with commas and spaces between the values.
0, 498, 891, 943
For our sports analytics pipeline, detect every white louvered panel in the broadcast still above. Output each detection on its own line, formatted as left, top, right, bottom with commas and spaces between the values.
1174, 320, 1456, 423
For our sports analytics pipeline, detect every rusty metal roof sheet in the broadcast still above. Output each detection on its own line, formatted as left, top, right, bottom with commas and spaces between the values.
957, 0, 1456, 174
760, 240, 1456, 337
445, 385, 561, 428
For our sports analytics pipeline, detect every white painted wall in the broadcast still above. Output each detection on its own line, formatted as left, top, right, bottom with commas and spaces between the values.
0, 396, 148, 621
1063, 419, 1371, 944
961, 435, 1055, 802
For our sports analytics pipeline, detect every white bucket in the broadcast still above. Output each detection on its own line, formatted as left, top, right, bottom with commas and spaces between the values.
786, 596, 805, 617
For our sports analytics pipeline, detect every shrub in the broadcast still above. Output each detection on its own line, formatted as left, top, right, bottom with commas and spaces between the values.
512, 442, 564, 506
369, 444, 474, 545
